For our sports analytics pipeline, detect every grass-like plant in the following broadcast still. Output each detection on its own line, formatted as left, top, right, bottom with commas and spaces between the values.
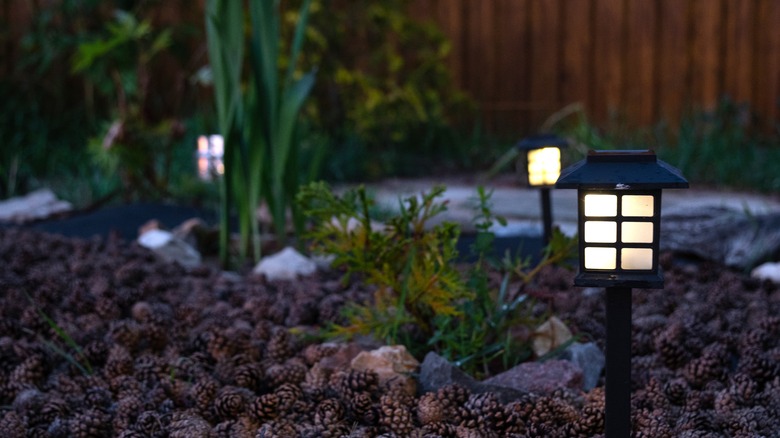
206, 0, 315, 267
298, 182, 577, 378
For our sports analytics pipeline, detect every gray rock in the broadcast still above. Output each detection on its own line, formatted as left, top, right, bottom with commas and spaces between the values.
559, 342, 605, 391
661, 205, 780, 270
482, 359, 584, 396
419, 352, 580, 404
138, 229, 201, 268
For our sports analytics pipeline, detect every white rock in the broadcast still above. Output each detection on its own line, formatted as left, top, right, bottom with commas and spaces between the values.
138, 229, 201, 268
253, 247, 317, 281
752, 262, 780, 283
0, 188, 72, 223
532, 316, 573, 357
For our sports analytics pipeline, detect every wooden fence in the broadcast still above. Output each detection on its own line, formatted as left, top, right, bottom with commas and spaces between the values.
3, 0, 779, 134
409, 0, 780, 133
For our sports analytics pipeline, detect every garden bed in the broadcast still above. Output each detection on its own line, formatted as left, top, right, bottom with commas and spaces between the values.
0, 227, 778, 437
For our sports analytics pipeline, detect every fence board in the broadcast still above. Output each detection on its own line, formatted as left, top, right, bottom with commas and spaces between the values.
4, 0, 780, 132
592, 0, 625, 123
561, 0, 592, 112
623, 0, 656, 125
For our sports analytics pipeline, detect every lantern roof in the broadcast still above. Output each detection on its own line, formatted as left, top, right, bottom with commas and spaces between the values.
516, 133, 569, 151
555, 149, 689, 190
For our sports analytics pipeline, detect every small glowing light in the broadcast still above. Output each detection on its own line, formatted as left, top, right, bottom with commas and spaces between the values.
621, 222, 653, 243
209, 135, 224, 158
622, 195, 654, 217
197, 135, 210, 155
621, 248, 653, 270
584, 194, 617, 217
527, 147, 561, 186
197, 157, 209, 180
584, 247, 616, 270
584, 221, 617, 243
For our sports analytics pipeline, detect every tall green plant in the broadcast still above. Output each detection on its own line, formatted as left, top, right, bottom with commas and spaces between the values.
206, 0, 316, 267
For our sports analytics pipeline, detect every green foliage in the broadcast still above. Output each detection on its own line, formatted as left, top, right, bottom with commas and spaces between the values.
286, 0, 477, 180
656, 98, 780, 192
298, 183, 577, 378
206, 0, 316, 267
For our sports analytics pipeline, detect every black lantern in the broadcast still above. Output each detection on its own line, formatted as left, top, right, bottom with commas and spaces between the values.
555, 149, 687, 437
555, 149, 688, 288
516, 133, 568, 244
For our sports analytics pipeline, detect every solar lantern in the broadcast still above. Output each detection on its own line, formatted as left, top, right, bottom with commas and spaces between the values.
516, 133, 568, 244
196, 135, 225, 181
555, 149, 688, 437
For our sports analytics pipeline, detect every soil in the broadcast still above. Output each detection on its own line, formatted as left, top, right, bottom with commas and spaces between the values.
1, 226, 779, 437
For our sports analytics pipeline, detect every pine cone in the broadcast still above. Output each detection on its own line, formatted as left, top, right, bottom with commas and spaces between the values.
266, 362, 307, 388
379, 392, 415, 436
167, 410, 212, 438
422, 421, 458, 437
191, 377, 220, 415
9, 354, 46, 389
655, 323, 690, 368
331, 369, 380, 400
436, 383, 470, 411
113, 394, 145, 433
463, 392, 512, 433
104, 345, 134, 380
266, 329, 295, 362
349, 390, 378, 425
70, 408, 111, 438
301, 342, 339, 366
663, 377, 689, 405
251, 393, 280, 422
234, 362, 266, 392
0, 410, 26, 438
214, 386, 251, 420
213, 418, 255, 438
417, 392, 445, 425
255, 419, 298, 437
301, 363, 331, 402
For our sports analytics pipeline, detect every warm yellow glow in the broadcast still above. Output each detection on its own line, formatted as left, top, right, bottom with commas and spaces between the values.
622, 222, 654, 243
197, 157, 209, 179
621, 248, 653, 270
584, 221, 617, 243
584, 194, 617, 217
197, 135, 209, 155
622, 195, 654, 217
527, 147, 561, 186
584, 247, 616, 270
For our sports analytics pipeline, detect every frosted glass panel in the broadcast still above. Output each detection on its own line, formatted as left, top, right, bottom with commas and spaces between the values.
621, 248, 653, 270
584, 221, 617, 243
621, 222, 654, 243
527, 147, 561, 186
584, 247, 616, 270
622, 195, 654, 217
584, 194, 617, 217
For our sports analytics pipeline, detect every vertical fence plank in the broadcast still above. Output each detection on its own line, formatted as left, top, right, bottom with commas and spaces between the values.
623, 0, 656, 126
561, 0, 592, 115
656, 0, 689, 125
722, 0, 753, 104
591, 0, 625, 124
753, 0, 780, 124
529, 0, 562, 128
690, 0, 722, 111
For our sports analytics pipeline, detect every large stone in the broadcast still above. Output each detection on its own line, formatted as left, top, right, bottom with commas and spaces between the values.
252, 247, 317, 281
661, 205, 780, 270
352, 345, 420, 396
137, 229, 201, 268
559, 342, 605, 391
0, 188, 72, 224
482, 359, 583, 395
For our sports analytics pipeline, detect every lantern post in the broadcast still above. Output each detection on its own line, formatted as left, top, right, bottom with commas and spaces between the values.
555, 150, 688, 437
516, 133, 568, 245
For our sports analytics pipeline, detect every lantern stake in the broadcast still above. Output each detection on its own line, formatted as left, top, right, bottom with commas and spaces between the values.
540, 187, 553, 245
605, 286, 632, 437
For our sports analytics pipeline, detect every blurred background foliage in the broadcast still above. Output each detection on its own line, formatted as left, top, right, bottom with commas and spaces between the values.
0, 0, 777, 208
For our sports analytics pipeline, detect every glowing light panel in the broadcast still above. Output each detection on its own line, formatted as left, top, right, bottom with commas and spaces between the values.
527, 147, 561, 186
622, 195, 654, 217
584, 247, 616, 270
584, 221, 617, 243
584, 194, 617, 217
621, 222, 653, 243
621, 248, 653, 270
